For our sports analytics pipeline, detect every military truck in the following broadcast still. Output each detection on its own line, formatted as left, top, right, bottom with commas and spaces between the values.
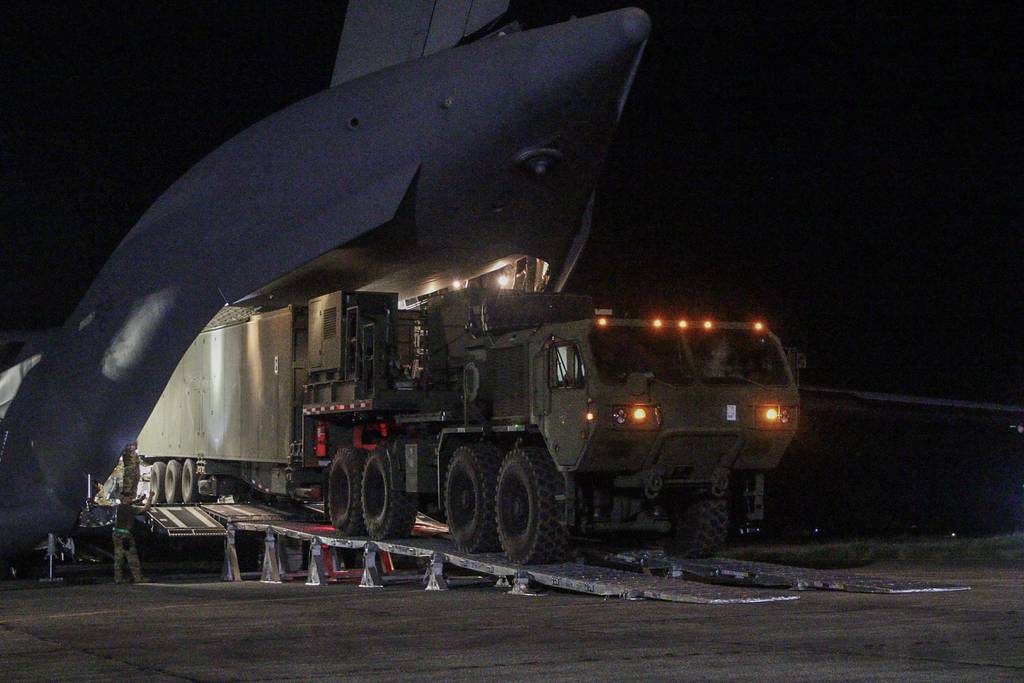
138, 274, 798, 563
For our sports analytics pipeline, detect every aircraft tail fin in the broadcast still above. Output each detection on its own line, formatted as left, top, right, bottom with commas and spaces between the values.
331, 0, 510, 87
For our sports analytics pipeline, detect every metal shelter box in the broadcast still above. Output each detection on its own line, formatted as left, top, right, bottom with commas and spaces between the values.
307, 292, 343, 373
138, 307, 305, 465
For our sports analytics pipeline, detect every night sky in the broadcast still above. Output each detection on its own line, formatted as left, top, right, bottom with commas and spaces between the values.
2, 2, 1020, 403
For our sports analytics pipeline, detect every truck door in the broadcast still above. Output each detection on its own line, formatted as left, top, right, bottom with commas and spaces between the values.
543, 341, 589, 467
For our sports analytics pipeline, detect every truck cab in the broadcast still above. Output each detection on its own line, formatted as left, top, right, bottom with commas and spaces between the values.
477, 314, 798, 555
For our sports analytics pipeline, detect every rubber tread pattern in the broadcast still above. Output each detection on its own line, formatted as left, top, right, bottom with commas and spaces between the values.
329, 447, 368, 535
362, 446, 417, 540
164, 459, 183, 505
150, 461, 167, 504
444, 443, 502, 553
496, 446, 569, 564
672, 497, 729, 558
181, 458, 199, 504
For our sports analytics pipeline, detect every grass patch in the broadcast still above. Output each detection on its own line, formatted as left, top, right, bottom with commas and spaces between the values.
724, 533, 1024, 567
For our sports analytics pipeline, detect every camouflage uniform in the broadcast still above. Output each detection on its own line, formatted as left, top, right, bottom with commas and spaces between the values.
113, 492, 152, 584
120, 442, 140, 500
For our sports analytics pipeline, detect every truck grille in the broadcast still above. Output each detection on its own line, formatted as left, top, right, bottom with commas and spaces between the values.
656, 434, 741, 478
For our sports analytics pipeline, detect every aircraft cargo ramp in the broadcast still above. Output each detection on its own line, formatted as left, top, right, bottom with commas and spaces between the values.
144, 503, 307, 538
218, 520, 968, 604
137, 503, 969, 602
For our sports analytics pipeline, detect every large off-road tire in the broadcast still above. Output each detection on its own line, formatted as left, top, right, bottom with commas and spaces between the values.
361, 446, 417, 540
328, 447, 369, 535
444, 443, 502, 553
180, 458, 199, 504
164, 459, 183, 504
495, 447, 569, 564
150, 461, 167, 504
671, 496, 729, 558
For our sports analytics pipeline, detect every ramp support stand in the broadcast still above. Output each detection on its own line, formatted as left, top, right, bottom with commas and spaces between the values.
359, 542, 384, 588
508, 570, 542, 596
222, 524, 242, 582
260, 528, 283, 583
38, 533, 63, 584
306, 542, 329, 587
424, 552, 449, 591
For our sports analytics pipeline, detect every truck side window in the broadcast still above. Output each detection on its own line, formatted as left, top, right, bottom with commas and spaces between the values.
549, 343, 585, 389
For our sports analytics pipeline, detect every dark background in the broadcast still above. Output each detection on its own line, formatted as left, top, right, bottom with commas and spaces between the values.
2, 0, 1020, 405
1, 1, 1021, 539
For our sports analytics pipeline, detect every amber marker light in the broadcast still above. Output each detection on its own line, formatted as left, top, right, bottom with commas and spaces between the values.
585, 411, 596, 422
632, 406, 648, 422
678, 319, 688, 329
754, 321, 765, 331
764, 407, 779, 421
652, 318, 663, 328
703, 320, 713, 330
596, 317, 608, 327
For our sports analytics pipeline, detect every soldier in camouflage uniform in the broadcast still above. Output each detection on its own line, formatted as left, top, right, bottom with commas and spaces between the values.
113, 490, 153, 583
120, 442, 140, 500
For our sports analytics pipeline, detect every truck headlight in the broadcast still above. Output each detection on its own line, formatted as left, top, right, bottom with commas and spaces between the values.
760, 405, 797, 426
610, 405, 661, 429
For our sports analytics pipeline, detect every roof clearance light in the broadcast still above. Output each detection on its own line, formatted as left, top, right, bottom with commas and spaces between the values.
652, 318, 663, 328
764, 407, 779, 421
597, 317, 608, 327
754, 321, 765, 331
632, 406, 648, 422
678, 319, 688, 329
585, 411, 596, 422
703, 320, 713, 330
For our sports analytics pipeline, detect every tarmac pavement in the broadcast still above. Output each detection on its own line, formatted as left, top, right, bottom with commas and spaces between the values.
0, 560, 1021, 681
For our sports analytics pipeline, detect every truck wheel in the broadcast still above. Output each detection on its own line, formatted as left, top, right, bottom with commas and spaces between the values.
328, 447, 368, 535
181, 458, 199, 504
444, 443, 502, 553
671, 497, 729, 558
164, 459, 183, 504
361, 447, 416, 540
150, 461, 167, 504
495, 447, 568, 564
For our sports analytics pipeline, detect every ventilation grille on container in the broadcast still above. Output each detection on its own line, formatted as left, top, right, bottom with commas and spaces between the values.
323, 307, 338, 339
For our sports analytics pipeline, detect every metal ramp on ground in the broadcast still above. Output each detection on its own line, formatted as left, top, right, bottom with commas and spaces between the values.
146, 506, 225, 537
227, 522, 799, 604
582, 549, 970, 594
200, 503, 301, 525
146, 503, 309, 538
669, 557, 970, 594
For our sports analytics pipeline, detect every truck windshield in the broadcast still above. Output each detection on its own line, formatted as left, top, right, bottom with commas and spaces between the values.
688, 329, 789, 385
589, 327, 693, 385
